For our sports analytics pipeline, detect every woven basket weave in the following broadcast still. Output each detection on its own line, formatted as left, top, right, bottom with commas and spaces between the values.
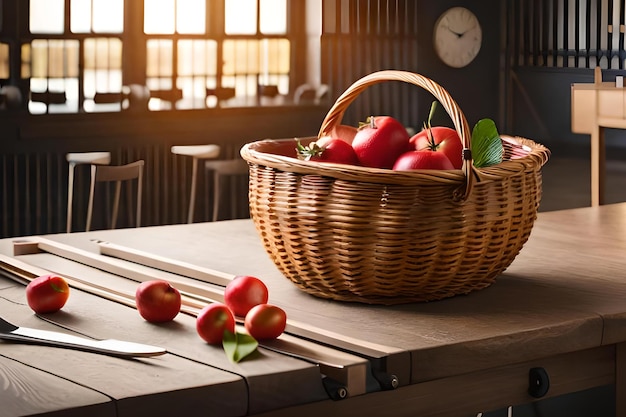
240, 70, 550, 304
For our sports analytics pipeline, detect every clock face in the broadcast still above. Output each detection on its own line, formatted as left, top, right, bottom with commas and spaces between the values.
433, 7, 482, 68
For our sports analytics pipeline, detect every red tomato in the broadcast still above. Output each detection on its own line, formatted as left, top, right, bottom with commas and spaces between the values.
196, 303, 236, 345
135, 280, 181, 323
224, 275, 269, 317
25, 274, 70, 314
244, 304, 287, 341
393, 150, 455, 170
352, 116, 410, 168
409, 126, 463, 169
299, 138, 359, 165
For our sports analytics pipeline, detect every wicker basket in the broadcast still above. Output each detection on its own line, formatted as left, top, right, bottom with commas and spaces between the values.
240, 70, 550, 304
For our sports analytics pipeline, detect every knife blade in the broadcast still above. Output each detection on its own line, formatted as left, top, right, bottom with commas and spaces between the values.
0, 317, 166, 358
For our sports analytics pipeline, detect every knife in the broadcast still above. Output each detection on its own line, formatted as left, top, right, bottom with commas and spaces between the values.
0, 316, 166, 358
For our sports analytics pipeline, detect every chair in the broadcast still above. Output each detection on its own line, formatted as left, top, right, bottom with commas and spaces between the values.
171, 145, 221, 223
204, 158, 249, 221
85, 160, 144, 232
66, 152, 112, 233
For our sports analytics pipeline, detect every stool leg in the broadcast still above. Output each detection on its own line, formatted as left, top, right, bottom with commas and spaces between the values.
136, 165, 143, 227
111, 180, 122, 229
188, 157, 199, 223
86, 165, 97, 232
66, 162, 76, 233
212, 172, 220, 222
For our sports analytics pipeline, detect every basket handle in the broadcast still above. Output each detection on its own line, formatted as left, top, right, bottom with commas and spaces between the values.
317, 70, 476, 201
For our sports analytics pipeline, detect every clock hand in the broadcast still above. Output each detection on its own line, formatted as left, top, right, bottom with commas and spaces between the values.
445, 26, 465, 38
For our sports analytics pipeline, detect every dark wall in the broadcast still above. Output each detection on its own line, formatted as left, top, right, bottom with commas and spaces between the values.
512, 67, 626, 154
413, 0, 502, 130
319, 0, 502, 137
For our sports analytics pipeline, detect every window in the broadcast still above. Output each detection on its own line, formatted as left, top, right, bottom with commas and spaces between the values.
0, 43, 8, 79
25, 0, 123, 113
21, 0, 295, 114
144, 0, 290, 110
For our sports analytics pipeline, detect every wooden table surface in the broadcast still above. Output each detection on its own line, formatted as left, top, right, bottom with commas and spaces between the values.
2, 203, 626, 416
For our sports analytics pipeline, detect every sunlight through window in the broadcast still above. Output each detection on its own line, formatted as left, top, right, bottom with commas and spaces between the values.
225, 0, 256, 35
144, 0, 175, 34
25, 0, 294, 112
30, 0, 65, 34
71, 0, 124, 33
0, 44, 9, 79
177, 0, 205, 34
260, 0, 286, 34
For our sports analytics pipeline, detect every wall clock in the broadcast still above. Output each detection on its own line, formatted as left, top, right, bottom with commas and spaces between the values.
433, 7, 482, 68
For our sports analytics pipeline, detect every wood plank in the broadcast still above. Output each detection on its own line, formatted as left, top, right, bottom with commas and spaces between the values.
0, 275, 328, 415
93, 238, 408, 388
14, 229, 410, 388
0, 355, 114, 417
0, 280, 249, 417
97, 239, 233, 286
2, 249, 372, 398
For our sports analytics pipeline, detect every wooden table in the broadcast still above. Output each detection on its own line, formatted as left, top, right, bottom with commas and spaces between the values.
2, 203, 626, 416
571, 73, 626, 206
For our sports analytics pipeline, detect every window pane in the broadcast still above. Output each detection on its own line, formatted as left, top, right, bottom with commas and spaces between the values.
93, 0, 124, 33
28, 39, 80, 78
225, 0, 256, 35
178, 40, 216, 76
146, 39, 173, 77
84, 38, 123, 101
260, 0, 286, 34
21, 44, 31, 78
223, 40, 259, 75
70, 0, 91, 33
144, 0, 175, 34
0, 43, 8, 79
263, 38, 290, 73
177, 0, 205, 34
30, 0, 65, 34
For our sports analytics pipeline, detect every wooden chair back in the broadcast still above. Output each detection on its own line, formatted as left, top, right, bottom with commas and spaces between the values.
86, 160, 144, 231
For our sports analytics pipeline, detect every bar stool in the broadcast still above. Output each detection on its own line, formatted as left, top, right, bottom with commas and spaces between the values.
171, 145, 221, 223
66, 152, 111, 233
204, 158, 249, 221
86, 160, 144, 232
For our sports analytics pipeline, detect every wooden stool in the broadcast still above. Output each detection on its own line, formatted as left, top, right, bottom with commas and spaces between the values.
171, 145, 221, 223
86, 160, 144, 232
204, 158, 249, 221
66, 152, 111, 233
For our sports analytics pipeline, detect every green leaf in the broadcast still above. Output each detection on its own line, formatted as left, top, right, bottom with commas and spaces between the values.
222, 330, 259, 363
471, 118, 504, 168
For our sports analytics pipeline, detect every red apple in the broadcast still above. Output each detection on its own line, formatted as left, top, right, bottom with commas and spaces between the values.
244, 304, 287, 341
224, 276, 269, 317
135, 280, 181, 323
25, 274, 70, 314
196, 303, 236, 345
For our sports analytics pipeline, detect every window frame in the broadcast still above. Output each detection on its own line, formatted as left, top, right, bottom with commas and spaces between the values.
8, 0, 307, 114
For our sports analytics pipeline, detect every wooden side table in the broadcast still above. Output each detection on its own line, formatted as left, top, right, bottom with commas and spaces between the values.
571, 68, 626, 206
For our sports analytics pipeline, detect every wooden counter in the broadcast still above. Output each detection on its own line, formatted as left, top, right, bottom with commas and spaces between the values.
2, 203, 626, 416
